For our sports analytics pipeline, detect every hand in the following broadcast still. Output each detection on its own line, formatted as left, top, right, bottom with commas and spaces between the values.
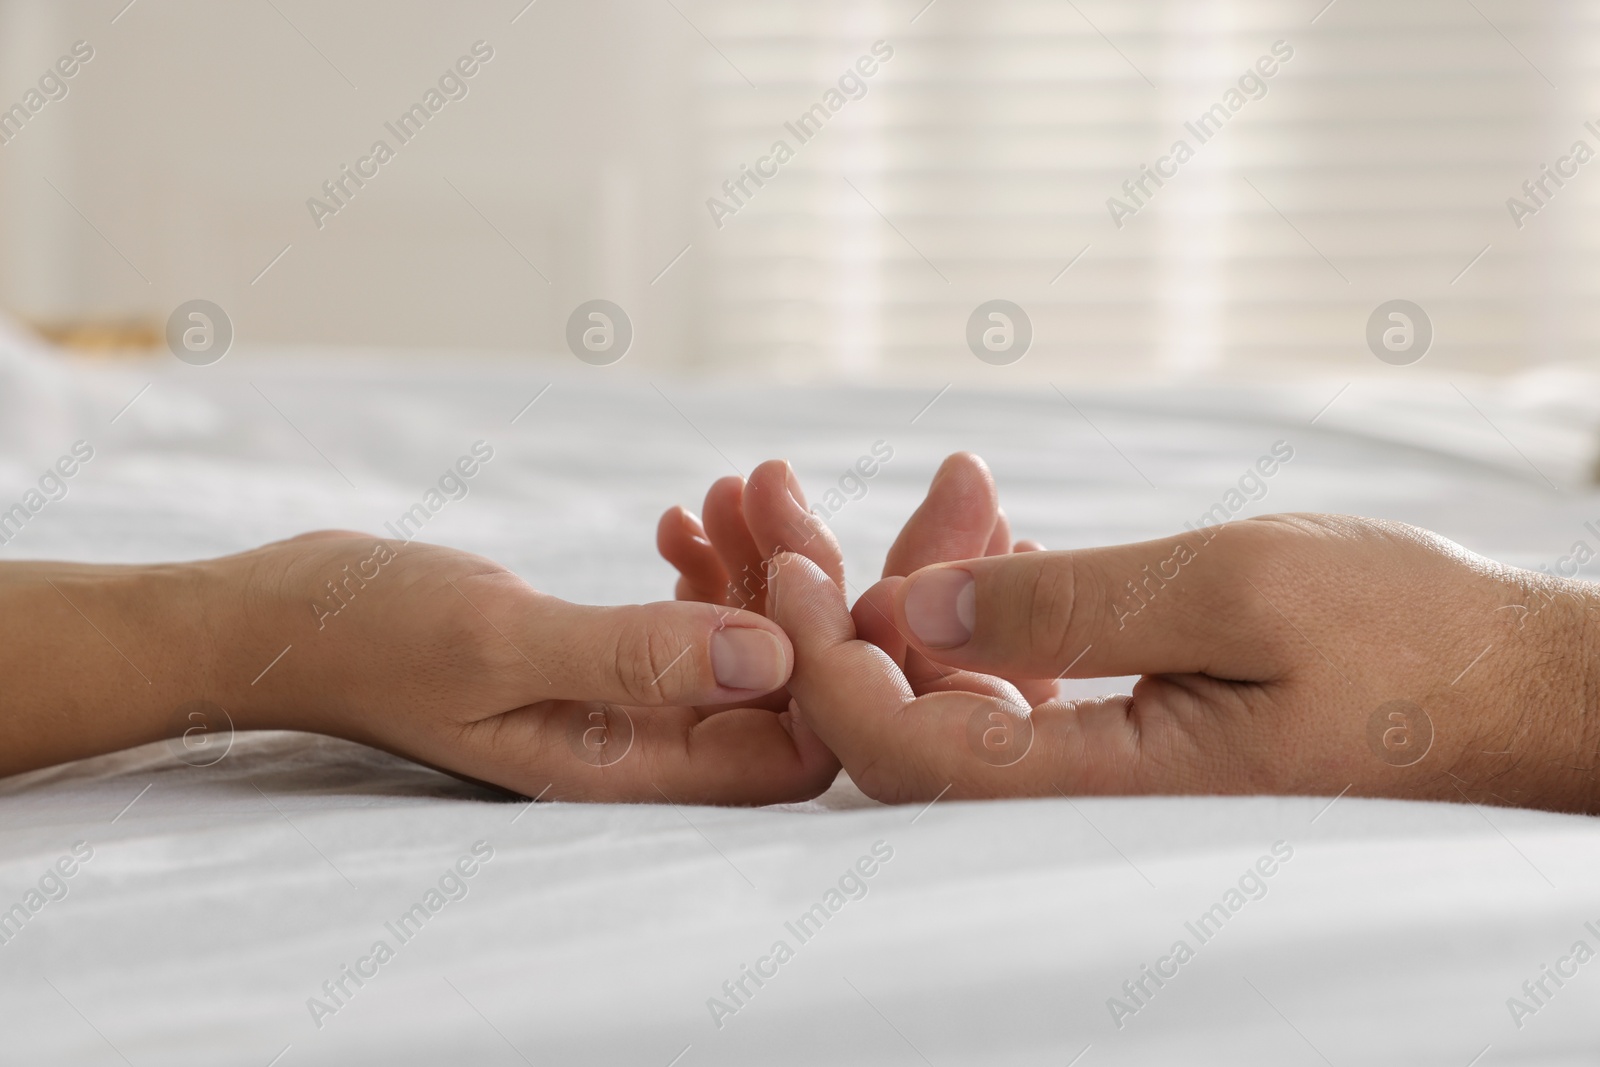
0, 532, 840, 803
654, 460, 848, 716
656, 463, 845, 623
862, 452, 1056, 706
769, 506, 1600, 813
656, 452, 1054, 704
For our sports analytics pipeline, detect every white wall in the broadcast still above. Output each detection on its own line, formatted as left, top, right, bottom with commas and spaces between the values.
0, 0, 704, 357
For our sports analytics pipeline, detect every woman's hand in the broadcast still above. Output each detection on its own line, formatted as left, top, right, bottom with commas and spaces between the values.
219, 531, 844, 803
0, 533, 840, 804
656, 463, 846, 624
770, 508, 1600, 813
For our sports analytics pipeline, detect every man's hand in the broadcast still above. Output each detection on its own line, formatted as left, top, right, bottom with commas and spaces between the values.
769, 509, 1600, 813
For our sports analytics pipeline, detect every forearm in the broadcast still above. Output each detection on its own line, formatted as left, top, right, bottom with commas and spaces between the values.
0, 560, 223, 777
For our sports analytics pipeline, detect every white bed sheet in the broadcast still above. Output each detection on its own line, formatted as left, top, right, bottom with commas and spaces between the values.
2, 345, 1599, 1065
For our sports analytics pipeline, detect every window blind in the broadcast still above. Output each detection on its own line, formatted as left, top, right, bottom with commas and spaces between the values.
689, 0, 1598, 379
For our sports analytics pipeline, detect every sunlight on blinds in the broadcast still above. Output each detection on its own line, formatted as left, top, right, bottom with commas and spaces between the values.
691, 0, 1597, 380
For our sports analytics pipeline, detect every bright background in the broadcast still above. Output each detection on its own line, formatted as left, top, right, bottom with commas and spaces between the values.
1, 0, 1598, 379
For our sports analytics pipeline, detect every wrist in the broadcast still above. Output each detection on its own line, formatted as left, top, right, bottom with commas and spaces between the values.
1567, 577, 1600, 813
194, 535, 396, 741
190, 548, 312, 737
1503, 572, 1600, 813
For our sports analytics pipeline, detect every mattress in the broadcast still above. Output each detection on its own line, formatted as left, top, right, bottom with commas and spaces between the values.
2, 340, 1599, 1064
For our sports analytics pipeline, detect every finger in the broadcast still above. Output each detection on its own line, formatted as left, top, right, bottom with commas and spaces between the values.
893, 530, 1283, 682
985, 509, 1012, 557
473, 701, 841, 806
882, 452, 1000, 578
690, 687, 793, 717
903, 656, 1030, 704
986, 512, 1063, 702
657, 507, 729, 604
857, 578, 1017, 699
875, 456, 1050, 696
640, 705, 841, 805
279, 529, 373, 544
741, 460, 847, 588
456, 571, 797, 706
1014, 677, 1060, 707
702, 476, 766, 612
766, 553, 917, 775
850, 577, 908, 669
768, 553, 1143, 802
1008, 536, 1051, 694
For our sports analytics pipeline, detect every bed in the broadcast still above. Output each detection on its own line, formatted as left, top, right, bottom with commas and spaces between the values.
2, 331, 1599, 1065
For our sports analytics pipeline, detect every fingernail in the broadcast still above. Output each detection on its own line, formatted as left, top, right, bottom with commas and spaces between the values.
784, 462, 807, 511
903, 567, 975, 648
712, 627, 787, 691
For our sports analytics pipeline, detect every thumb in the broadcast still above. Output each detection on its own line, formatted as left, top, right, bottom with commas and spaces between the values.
495, 589, 794, 706
892, 530, 1283, 682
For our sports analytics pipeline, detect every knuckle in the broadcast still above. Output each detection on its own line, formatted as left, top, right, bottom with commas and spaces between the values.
440, 597, 501, 675
850, 759, 914, 806
611, 612, 694, 703
1010, 560, 1078, 666
1208, 519, 1302, 616
845, 705, 943, 806
848, 755, 897, 805
1204, 515, 1356, 667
